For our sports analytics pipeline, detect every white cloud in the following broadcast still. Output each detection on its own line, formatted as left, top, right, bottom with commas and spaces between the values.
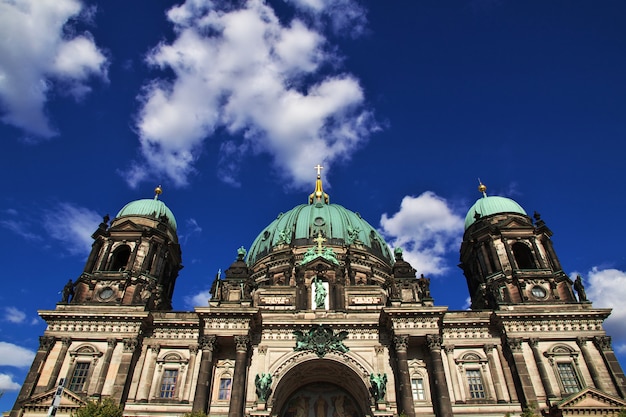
0, 342, 36, 367
43, 203, 101, 256
0, 219, 43, 242
4, 307, 27, 324
379, 191, 464, 276
180, 218, 203, 244
0, 0, 107, 138
287, 0, 368, 38
129, 0, 377, 189
185, 289, 212, 308
585, 268, 626, 343
0, 373, 21, 391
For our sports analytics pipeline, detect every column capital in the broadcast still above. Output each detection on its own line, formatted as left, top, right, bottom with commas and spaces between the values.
189, 344, 200, 354
426, 334, 442, 351
107, 338, 118, 347
507, 337, 523, 352
61, 337, 72, 346
234, 335, 250, 352
123, 338, 139, 352
199, 335, 217, 351
443, 344, 455, 354
576, 337, 590, 347
483, 343, 495, 353
393, 335, 409, 352
594, 336, 613, 352
39, 336, 55, 352
528, 338, 539, 348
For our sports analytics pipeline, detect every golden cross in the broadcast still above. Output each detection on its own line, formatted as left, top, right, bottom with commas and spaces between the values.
313, 232, 326, 254
314, 164, 324, 176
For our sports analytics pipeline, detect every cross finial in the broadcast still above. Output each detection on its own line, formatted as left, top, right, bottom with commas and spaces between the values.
314, 164, 324, 176
313, 231, 326, 254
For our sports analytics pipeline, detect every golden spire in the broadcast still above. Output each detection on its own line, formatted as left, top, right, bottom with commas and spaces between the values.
477, 179, 487, 198
154, 185, 163, 200
308, 164, 329, 204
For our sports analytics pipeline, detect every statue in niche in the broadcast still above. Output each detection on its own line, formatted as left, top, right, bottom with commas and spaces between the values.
61, 279, 75, 302
313, 276, 327, 308
255, 373, 272, 402
370, 373, 387, 402
574, 275, 588, 302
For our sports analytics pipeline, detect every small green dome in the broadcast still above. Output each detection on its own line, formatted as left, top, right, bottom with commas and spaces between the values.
465, 195, 527, 230
247, 202, 393, 266
116, 197, 177, 231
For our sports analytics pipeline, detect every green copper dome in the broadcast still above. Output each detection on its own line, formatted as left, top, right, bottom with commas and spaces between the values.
247, 173, 393, 266
116, 187, 177, 231
465, 195, 527, 230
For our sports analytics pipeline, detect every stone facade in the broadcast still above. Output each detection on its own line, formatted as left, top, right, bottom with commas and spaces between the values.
9, 182, 626, 417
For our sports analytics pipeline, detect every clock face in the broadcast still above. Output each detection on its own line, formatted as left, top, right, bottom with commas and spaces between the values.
531, 286, 547, 299
99, 287, 114, 300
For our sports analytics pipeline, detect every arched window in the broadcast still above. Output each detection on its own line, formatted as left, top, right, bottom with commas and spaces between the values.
512, 242, 535, 269
110, 245, 131, 271
456, 352, 490, 402
66, 344, 102, 394
545, 344, 584, 395
155, 352, 187, 401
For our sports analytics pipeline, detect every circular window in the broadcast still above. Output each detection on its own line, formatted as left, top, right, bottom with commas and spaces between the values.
262, 230, 270, 241
99, 287, 114, 300
531, 286, 547, 299
314, 217, 325, 226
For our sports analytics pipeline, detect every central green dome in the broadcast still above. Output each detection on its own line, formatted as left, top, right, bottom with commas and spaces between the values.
247, 174, 393, 266
465, 194, 527, 230
116, 187, 177, 231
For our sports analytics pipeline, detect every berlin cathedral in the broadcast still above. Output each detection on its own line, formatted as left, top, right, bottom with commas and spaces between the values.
9, 172, 626, 417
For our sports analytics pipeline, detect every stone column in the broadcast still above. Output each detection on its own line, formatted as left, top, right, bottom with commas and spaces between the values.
138, 344, 160, 402
127, 343, 148, 401
594, 336, 626, 398
46, 337, 71, 390
111, 338, 140, 403
9, 336, 55, 417
528, 339, 556, 400
426, 335, 453, 417
393, 335, 415, 417
443, 345, 462, 403
183, 344, 199, 402
229, 335, 250, 417
484, 344, 505, 403
94, 338, 117, 396
193, 336, 217, 412
496, 344, 518, 402
576, 337, 605, 391
98, 239, 113, 270
505, 338, 537, 407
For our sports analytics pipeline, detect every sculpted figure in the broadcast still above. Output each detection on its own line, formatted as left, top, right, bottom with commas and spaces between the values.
370, 373, 387, 402
255, 373, 272, 402
313, 276, 327, 308
61, 279, 75, 303
574, 275, 588, 302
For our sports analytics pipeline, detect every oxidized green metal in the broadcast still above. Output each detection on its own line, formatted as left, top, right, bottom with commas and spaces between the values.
293, 325, 349, 358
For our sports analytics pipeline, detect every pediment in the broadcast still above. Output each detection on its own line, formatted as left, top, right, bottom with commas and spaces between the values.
556, 387, 626, 412
24, 388, 86, 410
108, 219, 143, 232
498, 217, 533, 230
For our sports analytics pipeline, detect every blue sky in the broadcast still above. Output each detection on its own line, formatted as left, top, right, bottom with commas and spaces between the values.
1, 0, 626, 410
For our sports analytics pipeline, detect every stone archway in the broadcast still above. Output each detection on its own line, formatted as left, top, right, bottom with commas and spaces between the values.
270, 358, 371, 417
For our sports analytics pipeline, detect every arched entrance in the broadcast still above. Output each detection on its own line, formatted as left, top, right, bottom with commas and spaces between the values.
271, 358, 371, 417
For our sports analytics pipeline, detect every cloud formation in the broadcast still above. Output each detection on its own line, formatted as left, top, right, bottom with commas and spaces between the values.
0, 373, 21, 391
585, 268, 626, 347
0, 0, 107, 138
0, 342, 35, 367
129, 0, 377, 189
42, 203, 101, 256
379, 191, 464, 276
4, 307, 27, 324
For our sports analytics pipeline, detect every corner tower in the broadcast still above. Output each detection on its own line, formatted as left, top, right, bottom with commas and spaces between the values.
459, 183, 577, 309
72, 186, 182, 310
